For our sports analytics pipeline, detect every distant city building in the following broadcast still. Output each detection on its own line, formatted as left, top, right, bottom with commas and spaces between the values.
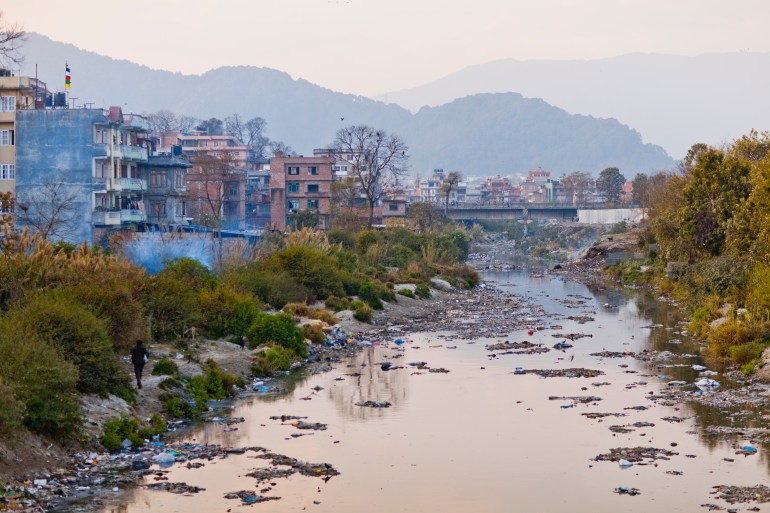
141, 154, 192, 226
270, 152, 335, 230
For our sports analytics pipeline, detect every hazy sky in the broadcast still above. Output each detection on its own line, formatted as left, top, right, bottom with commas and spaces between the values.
4, 0, 770, 96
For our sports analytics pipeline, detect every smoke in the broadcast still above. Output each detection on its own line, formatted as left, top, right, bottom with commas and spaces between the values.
122, 232, 214, 274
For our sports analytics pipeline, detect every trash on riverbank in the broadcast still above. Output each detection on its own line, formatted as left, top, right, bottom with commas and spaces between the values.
224, 490, 281, 505
524, 368, 604, 378
712, 485, 770, 503
594, 447, 679, 463
145, 482, 205, 494
355, 401, 392, 408
614, 487, 641, 496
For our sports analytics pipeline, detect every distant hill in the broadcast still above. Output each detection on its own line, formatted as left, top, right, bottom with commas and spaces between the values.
375, 53, 770, 158
19, 33, 674, 176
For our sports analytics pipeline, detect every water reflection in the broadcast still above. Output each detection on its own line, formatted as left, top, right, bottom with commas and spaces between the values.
101, 270, 770, 513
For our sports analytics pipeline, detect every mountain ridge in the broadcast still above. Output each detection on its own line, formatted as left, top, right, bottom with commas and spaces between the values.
18, 33, 675, 176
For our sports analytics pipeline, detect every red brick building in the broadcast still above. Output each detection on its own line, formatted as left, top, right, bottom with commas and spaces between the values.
269, 152, 335, 230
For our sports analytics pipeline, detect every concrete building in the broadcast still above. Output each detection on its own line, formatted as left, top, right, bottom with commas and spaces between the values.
15, 107, 150, 244
142, 154, 191, 226
0, 71, 48, 196
270, 152, 335, 230
246, 167, 271, 228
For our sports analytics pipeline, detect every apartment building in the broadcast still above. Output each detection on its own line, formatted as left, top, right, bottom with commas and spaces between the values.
15, 106, 151, 244
142, 154, 191, 225
0, 71, 47, 196
269, 152, 335, 230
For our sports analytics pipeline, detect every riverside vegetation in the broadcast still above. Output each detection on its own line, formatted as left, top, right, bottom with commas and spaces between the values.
0, 205, 478, 463
604, 130, 770, 374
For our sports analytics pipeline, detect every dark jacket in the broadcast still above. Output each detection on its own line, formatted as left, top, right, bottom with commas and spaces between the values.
131, 346, 149, 366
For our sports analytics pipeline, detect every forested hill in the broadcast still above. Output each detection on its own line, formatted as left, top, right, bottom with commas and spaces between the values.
21, 33, 674, 176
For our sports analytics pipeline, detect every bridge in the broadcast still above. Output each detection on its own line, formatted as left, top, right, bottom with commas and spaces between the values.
446, 203, 642, 224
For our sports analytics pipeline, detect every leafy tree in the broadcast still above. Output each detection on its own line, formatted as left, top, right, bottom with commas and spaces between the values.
290, 209, 320, 229
441, 171, 463, 215
407, 202, 445, 232
331, 125, 409, 227
679, 148, 751, 257
631, 173, 649, 207
596, 167, 626, 203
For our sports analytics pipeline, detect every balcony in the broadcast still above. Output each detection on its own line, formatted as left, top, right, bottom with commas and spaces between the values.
112, 145, 148, 161
111, 177, 147, 192
93, 209, 146, 225
121, 209, 146, 223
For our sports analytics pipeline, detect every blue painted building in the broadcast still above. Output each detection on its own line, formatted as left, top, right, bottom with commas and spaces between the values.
15, 107, 150, 244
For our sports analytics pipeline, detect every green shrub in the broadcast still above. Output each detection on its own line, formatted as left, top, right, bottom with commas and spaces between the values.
242, 270, 308, 308
353, 304, 373, 323
302, 323, 327, 344
145, 272, 201, 341
200, 359, 245, 400
397, 288, 415, 298
607, 220, 628, 234
415, 284, 431, 299
707, 319, 756, 359
358, 281, 383, 310
0, 384, 24, 437
259, 246, 348, 301
328, 229, 356, 250
199, 286, 261, 338
325, 296, 351, 312
101, 416, 144, 451
253, 346, 296, 376
247, 313, 306, 357
728, 341, 767, 366
747, 263, 770, 320
152, 358, 179, 376
160, 392, 196, 418
10, 293, 131, 396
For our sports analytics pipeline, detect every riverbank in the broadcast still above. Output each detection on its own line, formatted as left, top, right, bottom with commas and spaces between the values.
0, 282, 469, 512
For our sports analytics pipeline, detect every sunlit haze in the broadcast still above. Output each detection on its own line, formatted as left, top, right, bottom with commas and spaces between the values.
4, 0, 770, 96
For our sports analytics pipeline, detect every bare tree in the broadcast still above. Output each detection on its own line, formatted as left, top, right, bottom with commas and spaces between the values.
331, 125, 409, 227
561, 171, 593, 205
225, 114, 270, 159
441, 171, 463, 215
15, 178, 78, 241
145, 110, 199, 133
268, 140, 295, 157
0, 11, 25, 69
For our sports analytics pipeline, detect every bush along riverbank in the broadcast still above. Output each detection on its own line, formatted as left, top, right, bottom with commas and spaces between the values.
599, 131, 770, 377
0, 214, 478, 509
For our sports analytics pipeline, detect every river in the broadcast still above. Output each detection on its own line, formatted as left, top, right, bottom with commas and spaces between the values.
101, 269, 769, 512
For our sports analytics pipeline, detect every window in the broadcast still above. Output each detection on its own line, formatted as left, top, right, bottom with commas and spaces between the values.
0, 164, 14, 180
287, 182, 300, 193
150, 171, 167, 187
150, 201, 166, 216
0, 129, 14, 146
307, 199, 319, 209
176, 200, 187, 216
229, 186, 238, 197
308, 166, 318, 175
288, 166, 300, 175
288, 200, 300, 211
307, 184, 319, 193
0, 96, 15, 112
95, 126, 109, 144
94, 160, 109, 179
389, 203, 400, 211
175, 170, 185, 187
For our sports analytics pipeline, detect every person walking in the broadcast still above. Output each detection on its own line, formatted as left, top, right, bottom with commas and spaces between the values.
131, 340, 150, 389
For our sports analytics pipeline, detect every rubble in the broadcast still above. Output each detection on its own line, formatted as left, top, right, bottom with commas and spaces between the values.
523, 368, 604, 378
594, 447, 679, 463
355, 401, 392, 408
712, 485, 770, 504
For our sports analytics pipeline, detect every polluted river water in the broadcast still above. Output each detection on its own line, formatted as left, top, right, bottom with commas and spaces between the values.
102, 270, 770, 512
